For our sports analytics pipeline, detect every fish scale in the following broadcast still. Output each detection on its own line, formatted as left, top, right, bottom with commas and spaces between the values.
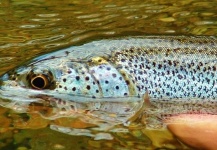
109, 45, 216, 99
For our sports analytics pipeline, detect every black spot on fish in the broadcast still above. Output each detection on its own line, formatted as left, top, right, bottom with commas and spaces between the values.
72, 87, 76, 91
106, 67, 111, 71
205, 78, 210, 84
85, 76, 89, 81
65, 51, 70, 55
64, 87, 67, 90
146, 65, 150, 69
168, 60, 172, 66
177, 74, 183, 79
67, 70, 72, 74
96, 90, 99, 93
138, 76, 141, 80
86, 85, 91, 90
75, 76, 80, 81
112, 73, 117, 78
115, 86, 119, 90
59, 85, 62, 88
124, 54, 128, 57
121, 58, 125, 62
105, 80, 109, 84
199, 62, 203, 66
96, 80, 100, 84
129, 48, 134, 53
125, 80, 130, 85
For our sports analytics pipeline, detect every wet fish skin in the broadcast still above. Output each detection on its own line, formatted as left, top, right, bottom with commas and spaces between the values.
0, 36, 216, 118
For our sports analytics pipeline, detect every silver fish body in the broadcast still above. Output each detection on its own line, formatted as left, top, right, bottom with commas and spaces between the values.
0, 36, 216, 125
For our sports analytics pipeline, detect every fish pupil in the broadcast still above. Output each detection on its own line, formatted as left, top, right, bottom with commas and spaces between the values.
32, 76, 45, 89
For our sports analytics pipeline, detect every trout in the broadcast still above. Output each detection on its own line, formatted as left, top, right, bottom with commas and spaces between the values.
0, 36, 216, 127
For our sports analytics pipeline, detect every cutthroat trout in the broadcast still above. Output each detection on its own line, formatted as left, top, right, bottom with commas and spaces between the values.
0, 36, 216, 128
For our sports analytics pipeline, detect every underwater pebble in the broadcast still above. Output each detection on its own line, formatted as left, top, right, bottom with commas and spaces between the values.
192, 2, 213, 8
135, 145, 150, 149
159, 17, 176, 22
16, 147, 28, 150
172, 11, 190, 17
165, 30, 176, 33
201, 12, 215, 16
88, 140, 101, 148
103, 142, 113, 148
115, 132, 131, 139
194, 21, 214, 25
126, 141, 134, 146
53, 144, 65, 149
94, 133, 113, 140
190, 26, 208, 35
131, 130, 142, 138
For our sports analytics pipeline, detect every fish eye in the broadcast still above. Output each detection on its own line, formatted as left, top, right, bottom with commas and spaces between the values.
30, 74, 50, 89
27, 66, 55, 90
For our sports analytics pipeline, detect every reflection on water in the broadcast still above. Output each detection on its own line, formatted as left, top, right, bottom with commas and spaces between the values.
0, 0, 216, 149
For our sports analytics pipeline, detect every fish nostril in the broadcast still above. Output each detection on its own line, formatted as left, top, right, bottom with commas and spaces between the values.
31, 75, 49, 90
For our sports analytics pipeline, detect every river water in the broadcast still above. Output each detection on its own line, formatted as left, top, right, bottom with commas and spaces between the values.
0, 0, 216, 149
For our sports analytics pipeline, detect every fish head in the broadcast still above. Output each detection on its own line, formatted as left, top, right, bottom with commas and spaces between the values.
0, 51, 104, 100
